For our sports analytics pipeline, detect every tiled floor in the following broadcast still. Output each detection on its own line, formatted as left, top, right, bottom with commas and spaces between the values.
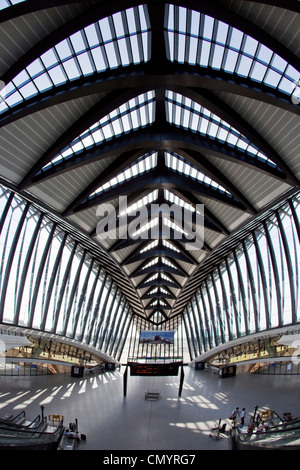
0, 366, 300, 451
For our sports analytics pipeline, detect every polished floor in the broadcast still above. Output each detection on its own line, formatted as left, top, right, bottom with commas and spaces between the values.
0, 366, 300, 451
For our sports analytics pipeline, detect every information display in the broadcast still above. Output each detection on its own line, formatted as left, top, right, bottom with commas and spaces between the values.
128, 361, 181, 376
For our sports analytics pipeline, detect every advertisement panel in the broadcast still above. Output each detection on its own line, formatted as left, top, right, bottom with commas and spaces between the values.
139, 331, 174, 344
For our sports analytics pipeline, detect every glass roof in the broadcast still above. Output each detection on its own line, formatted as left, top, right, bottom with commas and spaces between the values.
38, 84, 277, 196
144, 272, 176, 283
0, 3, 298, 116
165, 90, 276, 168
89, 151, 157, 198
166, 4, 299, 96
140, 240, 159, 253
165, 151, 232, 197
121, 190, 158, 216
0, 4, 150, 113
147, 286, 170, 295
41, 91, 155, 173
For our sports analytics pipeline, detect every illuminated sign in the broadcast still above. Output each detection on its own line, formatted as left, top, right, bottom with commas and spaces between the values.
128, 361, 181, 376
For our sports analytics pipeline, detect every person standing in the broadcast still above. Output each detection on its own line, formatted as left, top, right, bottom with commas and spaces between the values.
240, 408, 246, 426
230, 407, 240, 425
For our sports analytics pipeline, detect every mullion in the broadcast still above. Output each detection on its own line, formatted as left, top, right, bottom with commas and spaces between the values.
39, 232, 68, 332
182, 308, 195, 360
134, 96, 142, 129
28, 223, 57, 328
234, 32, 247, 75
107, 15, 121, 67
208, 17, 217, 68
185, 304, 198, 358
103, 111, 116, 140
173, 4, 180, 62
0, 202, 30, 323
193, 293, 206, 353
120, 9, 134, 64
106, 296, 125, 355
116, 311, 133, 362
220, 24, 231, 71
93, 277, 113, 348
190, 298, 202, 356
277, 62, 291, 93
68, 33, 86, 77
184, 8, 192, 64
94, 21, 110, 70
196, 12, 205, 65
247, 40, 261, 80
276, 210, 297, 324
52, 42, 70, 82
86, 271, 108, 345
125, 99, 134, 131
133, 6, 144, 63
62, 250, 87, 337
101, 288, 120, 351
81, 28, 97, 74
110, 303, 128, 358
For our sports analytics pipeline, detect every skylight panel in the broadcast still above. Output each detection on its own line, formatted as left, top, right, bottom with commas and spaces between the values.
90, 152, 157, 199
133, 218, 158, 238
150, 286, 169, 295
164, 189, 194, 213
216, 21, 229, 45
250, 60, 268, 82
166, 4, 300, 98
163, 239, 180, 252
165, 90, 276, 166
0, 0, 26, 10
121, 190, 158, 217
140, 240, 159, 253
161, 257, 177, 268
0, 5, 151, 115
148, 287, 159, 294
147, 273, 159, 282
142, 257, 159, 269
84, 23, 99, 47
203, 15, 214, 41
161, 272, 174, 282
165, 151, 232, 196
164, 217, 189, 238
40, 91, 155, 172
41, 49, 58, 69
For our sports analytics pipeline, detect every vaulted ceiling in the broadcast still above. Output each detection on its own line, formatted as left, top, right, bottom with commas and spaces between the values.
0, 0, 299, 326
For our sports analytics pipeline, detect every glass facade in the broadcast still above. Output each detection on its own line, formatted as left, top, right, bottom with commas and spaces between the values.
0, 185, 133, 362
183, 193, 300, 360
0, 185, 299, 364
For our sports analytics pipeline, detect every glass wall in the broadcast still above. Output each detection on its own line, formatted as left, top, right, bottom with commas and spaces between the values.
0, 185, 133, 361
184, 193, 300, 360
0, 185, 299, 364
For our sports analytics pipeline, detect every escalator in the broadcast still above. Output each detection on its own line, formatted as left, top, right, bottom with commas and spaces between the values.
231, 410, 300, 450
